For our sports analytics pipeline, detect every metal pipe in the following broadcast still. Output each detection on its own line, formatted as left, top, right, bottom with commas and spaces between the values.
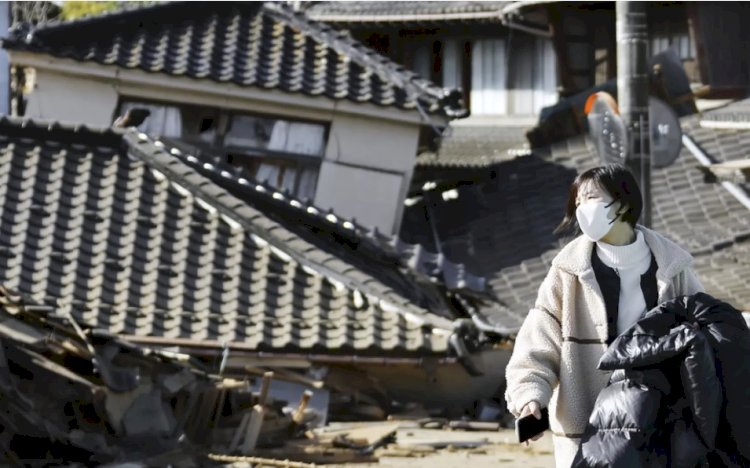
682, 134, 750, 212
617, 1, 652, 227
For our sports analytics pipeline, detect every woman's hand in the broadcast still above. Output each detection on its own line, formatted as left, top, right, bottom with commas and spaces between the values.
519, 400, 544, 445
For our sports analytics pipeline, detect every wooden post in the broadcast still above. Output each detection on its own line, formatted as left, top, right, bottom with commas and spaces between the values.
292, 390, 313, 426
238, 371, 274, 454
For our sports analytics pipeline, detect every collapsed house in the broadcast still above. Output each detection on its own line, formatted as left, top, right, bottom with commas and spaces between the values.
0, 0, 526, 421
0, 284, 245, 466
0, 116, 513, 430
0, 281, 410, 466
2, 0, 467, 237
399, 101, 750, 337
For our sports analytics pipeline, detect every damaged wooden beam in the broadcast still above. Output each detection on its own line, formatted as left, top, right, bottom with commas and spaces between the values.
697, 159, 750, 184
234, 371, 274, 454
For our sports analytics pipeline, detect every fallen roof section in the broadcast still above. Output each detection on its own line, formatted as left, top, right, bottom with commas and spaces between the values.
682, 99, 750, 210
416, 126, 531, 169
0, 116, 469, 357
401, 112, 750, 326
0, 284, 217, 465
160, 136, 489, 300
3, 2, 467, 119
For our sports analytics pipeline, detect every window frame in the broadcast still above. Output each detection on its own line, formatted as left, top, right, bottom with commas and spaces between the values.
113, 97, 329, 200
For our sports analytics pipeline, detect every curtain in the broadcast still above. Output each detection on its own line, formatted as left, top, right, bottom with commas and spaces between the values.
268, 120, 289, 151
280, 166, 297, 194
442, 39, 463, 90
119, 102, 182, 138
267, 121, 324, 156
286, 123, 325, 156
471, 39, 507, 115
255, 163, 279, 186
297, 167, 318, 201
412, 41, 432, 80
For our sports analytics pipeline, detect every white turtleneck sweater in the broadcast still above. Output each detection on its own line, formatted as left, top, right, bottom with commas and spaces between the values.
596, 229, 653, 334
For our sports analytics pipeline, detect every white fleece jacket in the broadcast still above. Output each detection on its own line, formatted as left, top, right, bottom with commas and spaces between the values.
504, 226, 704, 468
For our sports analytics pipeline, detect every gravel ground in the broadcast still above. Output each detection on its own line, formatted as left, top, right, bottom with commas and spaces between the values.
332, 427, 555, 468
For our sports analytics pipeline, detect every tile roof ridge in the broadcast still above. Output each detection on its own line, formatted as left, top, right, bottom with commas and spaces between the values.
4, 1, 466, 119
0, 115, 124, 147
261, 1, 467, 118
0, 115, 428, 319
159, 136, 487, 293
124, 131, 456, 330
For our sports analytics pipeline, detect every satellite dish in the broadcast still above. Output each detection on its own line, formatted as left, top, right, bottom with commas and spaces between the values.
585, 91, 627, 164
650, 48, 696, 117
586, 93, 682, 168
649, 96, 682, 168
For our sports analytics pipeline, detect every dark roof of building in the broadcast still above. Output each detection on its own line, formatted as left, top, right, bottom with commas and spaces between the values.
3, 2, 466, 118
684, 99, 750, 194
305, 1, 510, 24
0, 117, 468, 357
416, 125, 530, 168
696, 99, 750, 128
401, 111, 750, 328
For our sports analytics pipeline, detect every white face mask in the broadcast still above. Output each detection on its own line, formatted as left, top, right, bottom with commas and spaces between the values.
576, 201, 618, 242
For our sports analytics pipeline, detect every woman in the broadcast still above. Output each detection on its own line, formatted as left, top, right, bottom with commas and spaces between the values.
504, 164, 704, 468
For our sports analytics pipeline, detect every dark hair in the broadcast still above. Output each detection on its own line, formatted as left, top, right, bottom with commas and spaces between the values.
554, 164, 643, 235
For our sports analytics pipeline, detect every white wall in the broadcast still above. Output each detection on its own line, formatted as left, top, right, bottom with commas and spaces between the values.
315, 161, 406, 234
316, 114, 420, 234
24, 69, 118, 126
21, 65, 421, 235
323, 113, 419, 174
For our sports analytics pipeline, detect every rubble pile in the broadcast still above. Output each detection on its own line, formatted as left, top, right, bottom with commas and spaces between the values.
0, 285, 514, 466
0, 286, 261, 466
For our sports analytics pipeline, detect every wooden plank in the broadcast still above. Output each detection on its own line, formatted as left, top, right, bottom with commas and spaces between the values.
292, 390, 313, 425
239, 405, 264, 453
245, 366, 324, 389
228, 412, 251, 452
709, 159, 750, 170
235, 371, 274, 454
315, 422, 401, 446
252, 439, 378, 465
395, 428, 490, 449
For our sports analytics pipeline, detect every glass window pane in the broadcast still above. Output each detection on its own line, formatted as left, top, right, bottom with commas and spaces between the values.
224, 115, 276, 149
256, 162, 280, 186
286, 123, 325, 156
225, 115, 325, 157
297, 167, 318, 201
281, 166, 297, 194
442, 39, 463, 90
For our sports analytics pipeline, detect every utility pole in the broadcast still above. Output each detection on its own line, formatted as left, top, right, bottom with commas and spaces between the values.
616, 1, 651, 227
0, 2, 8, 116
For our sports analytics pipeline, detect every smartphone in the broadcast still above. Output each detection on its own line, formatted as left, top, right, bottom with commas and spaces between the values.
515, 407, 550, 443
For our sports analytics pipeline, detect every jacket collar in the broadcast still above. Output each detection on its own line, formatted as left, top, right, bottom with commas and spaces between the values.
552, 225, 693, 283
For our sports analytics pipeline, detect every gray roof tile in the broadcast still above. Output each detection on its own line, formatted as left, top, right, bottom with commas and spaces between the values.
403, 116, 750, 328
417, 125, 530, 168
0, 117, 457, 356
3, 2, 465, 118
